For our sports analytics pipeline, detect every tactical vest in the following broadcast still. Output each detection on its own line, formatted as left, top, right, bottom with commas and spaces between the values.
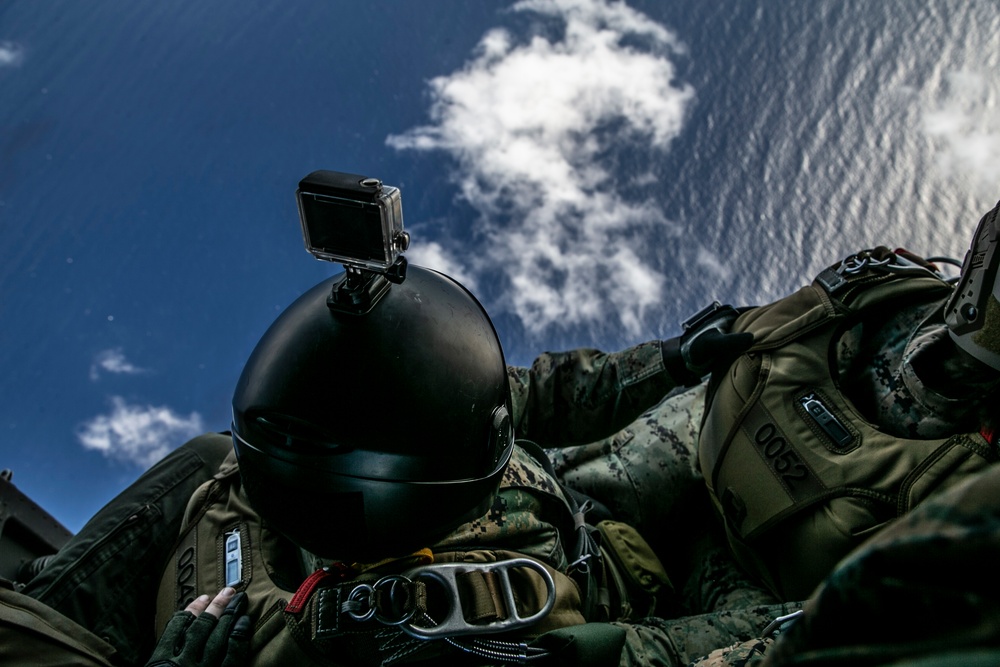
699, 250, 999, 600
155, 436, 668, 666
0, 582, 118, 667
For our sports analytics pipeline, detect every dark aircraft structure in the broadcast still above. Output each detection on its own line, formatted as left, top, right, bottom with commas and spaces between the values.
0, 470, 73, 584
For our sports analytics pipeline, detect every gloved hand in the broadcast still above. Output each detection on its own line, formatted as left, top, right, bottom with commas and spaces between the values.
146, 588, 251, 667
662, 302, 754, 386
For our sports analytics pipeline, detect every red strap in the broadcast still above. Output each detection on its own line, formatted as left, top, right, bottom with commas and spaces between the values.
981, 426, 995, 445
285, 569, 333, 614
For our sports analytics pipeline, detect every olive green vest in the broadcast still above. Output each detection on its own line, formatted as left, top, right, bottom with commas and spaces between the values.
0, 582, 118, 667
155, 438, 667, 666
699, 253, 998, 600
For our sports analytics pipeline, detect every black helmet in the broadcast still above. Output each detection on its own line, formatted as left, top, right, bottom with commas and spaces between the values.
946, 199, 1000, 370
232, 266, 514, 562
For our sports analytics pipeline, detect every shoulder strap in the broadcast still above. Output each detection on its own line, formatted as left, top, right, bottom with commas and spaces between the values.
515, 439, 606, 617
514, 441, 671, 622
516, 440, 607, 559
814, 247, 953, 308
736, 248, 953, 356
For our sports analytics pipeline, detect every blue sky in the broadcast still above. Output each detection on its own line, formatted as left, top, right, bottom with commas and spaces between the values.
2, 0, 999, 533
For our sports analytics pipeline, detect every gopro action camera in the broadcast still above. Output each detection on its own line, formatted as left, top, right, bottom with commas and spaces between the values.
296, 170, 410, 275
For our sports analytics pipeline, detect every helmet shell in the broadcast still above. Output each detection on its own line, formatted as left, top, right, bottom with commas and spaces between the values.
946, 200, 1000, 370
232, 266, 513, 561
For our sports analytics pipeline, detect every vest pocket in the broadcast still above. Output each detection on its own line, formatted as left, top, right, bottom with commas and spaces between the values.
596, 520, 672, 620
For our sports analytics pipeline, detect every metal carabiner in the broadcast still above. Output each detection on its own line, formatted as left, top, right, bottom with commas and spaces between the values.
372, 574, 418, 626
840, 251, 892, 275
567, 552, 593, 576
400, 558, 556, 639
761, 609, 804, 637
840, 254, 869, 274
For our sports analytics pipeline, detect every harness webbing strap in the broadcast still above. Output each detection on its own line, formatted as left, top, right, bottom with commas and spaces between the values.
457, 570, 508, 622
515, 439, 603, 570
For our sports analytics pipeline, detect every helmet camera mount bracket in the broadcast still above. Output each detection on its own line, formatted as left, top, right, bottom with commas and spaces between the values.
296, 170, 410, 315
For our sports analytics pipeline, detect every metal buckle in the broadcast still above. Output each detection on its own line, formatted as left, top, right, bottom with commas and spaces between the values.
343, 575, 418, 626
679, 301, 742, 376
681, 300, 727, 332
345, 583, 377, 622
400, 558, 556, 639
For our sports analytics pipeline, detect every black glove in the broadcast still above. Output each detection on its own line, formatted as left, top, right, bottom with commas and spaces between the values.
146, 592, 251, 667
662, 302, 754, 386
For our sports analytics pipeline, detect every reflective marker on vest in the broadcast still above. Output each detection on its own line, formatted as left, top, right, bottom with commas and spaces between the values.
224, 530, 243, 587
800, 393, 853, 448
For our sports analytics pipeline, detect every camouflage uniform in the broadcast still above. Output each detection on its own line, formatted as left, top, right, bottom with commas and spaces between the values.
192, 296, 999, 666
508, 289, 997, 666
21, 341, 793, 667
231, 341, 799, 666
507, 343, 799, 666
508, 342, 706, 550
23, 284, 992, 666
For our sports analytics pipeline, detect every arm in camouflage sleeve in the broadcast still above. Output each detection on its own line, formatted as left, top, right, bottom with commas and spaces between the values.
527, 603, 802, 667
507, 341, 681, 446
614, 602, 802, 667
507, 305, 753, 447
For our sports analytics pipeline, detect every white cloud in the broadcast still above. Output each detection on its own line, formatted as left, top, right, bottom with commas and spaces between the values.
0, 41, 24, 67
388, 0, 693, 336
90, 348, 148, 381
407, 240, 480, 291
922, 70, 1000, 200
77, 396, 204, 468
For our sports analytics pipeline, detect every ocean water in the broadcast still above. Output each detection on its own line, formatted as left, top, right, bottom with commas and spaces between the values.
622, 1, 998, 341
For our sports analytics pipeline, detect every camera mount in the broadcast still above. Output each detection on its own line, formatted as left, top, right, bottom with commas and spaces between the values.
327, 260, 408, 314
